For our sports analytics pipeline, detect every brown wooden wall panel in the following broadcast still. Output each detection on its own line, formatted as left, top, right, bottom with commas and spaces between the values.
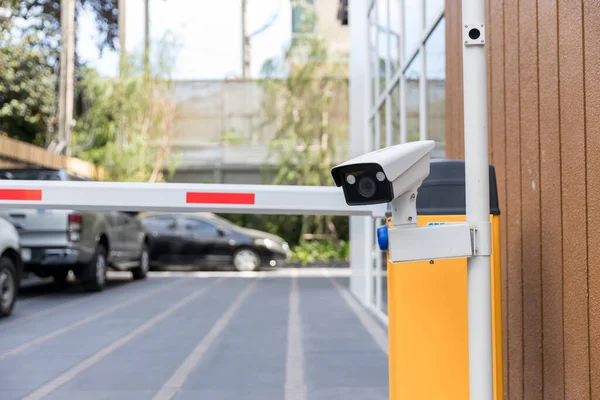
518, 0, 542, 398
445, 0, 463, 159
445, 0, 600, 398
538, 0, 565, 398
503, 0, 524, 397
584, 0, 600, 398
558, 0, 590, 398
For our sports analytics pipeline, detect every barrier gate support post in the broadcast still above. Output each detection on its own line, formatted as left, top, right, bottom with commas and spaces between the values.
383, 0, 496, 397
462, 0, 494, 398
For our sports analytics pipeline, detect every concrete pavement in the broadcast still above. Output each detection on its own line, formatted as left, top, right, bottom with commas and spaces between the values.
0, 269, 389, 400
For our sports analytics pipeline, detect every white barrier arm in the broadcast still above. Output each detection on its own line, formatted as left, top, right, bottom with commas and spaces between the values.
0, 181, 387, 217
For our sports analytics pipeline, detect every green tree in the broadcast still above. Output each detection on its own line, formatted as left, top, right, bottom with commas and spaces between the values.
0, 0, 144, 145
6, 0, 121, 52
0, 27, 57, 144
72, 38, 180, 182
259, 5, 349, 241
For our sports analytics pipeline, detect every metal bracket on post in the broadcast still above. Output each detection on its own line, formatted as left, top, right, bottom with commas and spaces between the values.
470, 221, 492, 256
390, 190, 418, 228
387, 189, 475, 263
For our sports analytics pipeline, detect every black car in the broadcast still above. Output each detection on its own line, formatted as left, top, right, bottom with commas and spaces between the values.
139, 212, 291, 272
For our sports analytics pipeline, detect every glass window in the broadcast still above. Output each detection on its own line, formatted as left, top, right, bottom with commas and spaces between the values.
426, 18, 446, 158
381, 246, 388, 315
426, 0, 444, 26
369, 6, 377, 106
377, 0, 388, 95
67, 173, 90, 181
0, 169, 62, 180
391, 82, 400, 144
370, 118, 376, 151
405, 54, 420, 142
142, 215, 177, 230
292, 0, 315, 33
374, 111, 381, 149
372, 220, 380, 306
403, 0, 422, 60
379, 102, 387, 148
389, 0, 401, 75
183, 218, 219, 234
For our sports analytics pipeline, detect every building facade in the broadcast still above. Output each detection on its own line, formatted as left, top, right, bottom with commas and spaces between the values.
350, 0, 600, 398
348, 0, 446, 323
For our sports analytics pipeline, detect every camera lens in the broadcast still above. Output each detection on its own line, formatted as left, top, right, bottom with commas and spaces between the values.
357, 176, 377, 198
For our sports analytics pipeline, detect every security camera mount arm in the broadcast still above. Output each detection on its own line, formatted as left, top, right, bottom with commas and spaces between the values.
386, 189, 481, 263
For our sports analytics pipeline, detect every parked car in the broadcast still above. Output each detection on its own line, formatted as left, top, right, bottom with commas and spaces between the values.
0, 217, 22, 317
0, 168, 150, 292
139, 212, 291, 272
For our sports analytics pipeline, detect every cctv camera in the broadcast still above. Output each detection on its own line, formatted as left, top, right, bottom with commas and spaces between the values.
331, 140, 435, 206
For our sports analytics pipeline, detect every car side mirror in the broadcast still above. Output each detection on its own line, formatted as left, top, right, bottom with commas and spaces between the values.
217, 227, 226, 236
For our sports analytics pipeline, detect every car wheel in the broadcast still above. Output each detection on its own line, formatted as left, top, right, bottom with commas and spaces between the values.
0, 256, 17, 318
131, 244, 150, 280
82, 244, 107, 292
232, 248, 261, 272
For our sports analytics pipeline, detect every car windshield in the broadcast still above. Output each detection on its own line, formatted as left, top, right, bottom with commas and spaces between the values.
204, 214, 239, 230
0, 170, 61, 180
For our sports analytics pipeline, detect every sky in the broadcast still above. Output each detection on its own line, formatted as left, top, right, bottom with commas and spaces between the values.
76, 0, 293, 80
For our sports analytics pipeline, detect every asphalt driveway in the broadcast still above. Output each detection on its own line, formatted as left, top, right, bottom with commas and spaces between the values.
0, 269, 389, 400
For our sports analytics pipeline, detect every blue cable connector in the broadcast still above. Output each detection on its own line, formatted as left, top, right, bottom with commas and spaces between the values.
377, 224, 388, 251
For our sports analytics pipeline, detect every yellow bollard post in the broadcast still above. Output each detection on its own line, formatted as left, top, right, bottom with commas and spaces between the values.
385, 160, 503, 400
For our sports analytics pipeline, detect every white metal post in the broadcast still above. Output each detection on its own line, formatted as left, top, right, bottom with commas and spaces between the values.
461, 0, 494, 399
398, 0, 407, 144
418, 0, 427, 142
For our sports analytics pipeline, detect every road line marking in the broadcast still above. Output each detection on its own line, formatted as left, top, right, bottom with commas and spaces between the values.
153, 279, 259, 400
0, 278, 187, 361
2, 279, 173, 331
285, 271, 306, 400
322, 270, 389, 355
21, 278, 225, 400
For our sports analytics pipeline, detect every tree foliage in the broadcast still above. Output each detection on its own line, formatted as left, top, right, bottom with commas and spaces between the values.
0, 0, 122, 145
259, 5, 349, 241
6, 0, 119, 51
72, 39, 180, 182
0, 23, 57, 144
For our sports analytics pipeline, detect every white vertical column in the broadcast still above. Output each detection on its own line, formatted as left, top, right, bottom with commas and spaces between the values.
348, 0, 373, 304
461, 0, 494, 398
418, 0, 427, 141
399, 0, 407, 144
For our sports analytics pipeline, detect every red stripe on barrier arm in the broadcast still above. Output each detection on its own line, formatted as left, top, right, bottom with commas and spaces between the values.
186, 192, 255, 205
0, 189, 42, 201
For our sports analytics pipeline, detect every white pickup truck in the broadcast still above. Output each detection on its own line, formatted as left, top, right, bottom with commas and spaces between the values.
0, 168, 150, 292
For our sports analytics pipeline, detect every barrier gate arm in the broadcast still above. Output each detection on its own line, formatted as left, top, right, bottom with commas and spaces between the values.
0, 180, 387, 217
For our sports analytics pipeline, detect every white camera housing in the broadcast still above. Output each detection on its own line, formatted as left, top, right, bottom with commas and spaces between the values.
331, 140, 474, 263
331, 140, 435, 206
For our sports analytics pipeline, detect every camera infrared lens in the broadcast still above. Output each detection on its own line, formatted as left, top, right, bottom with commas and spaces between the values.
357, 177, 377, 198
